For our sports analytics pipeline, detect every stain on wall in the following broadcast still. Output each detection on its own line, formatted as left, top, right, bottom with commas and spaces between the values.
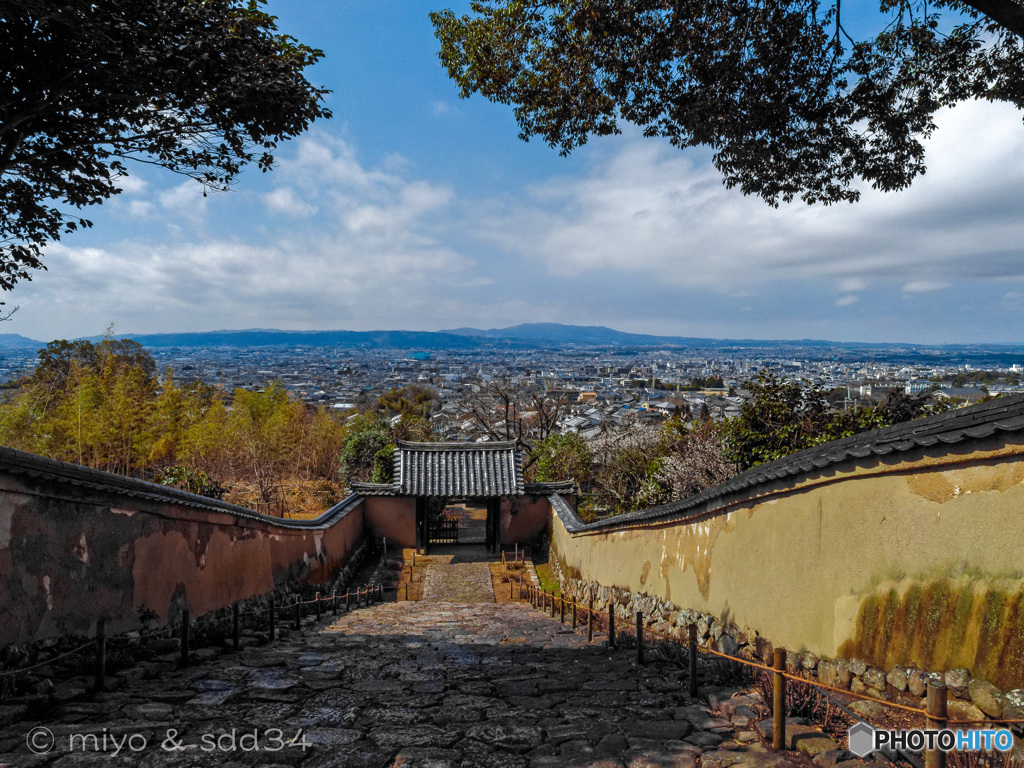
363, 496, 416, 547
551, 437, 1024, 688
838, 578, 1024, 689
501, 495, 552, 545
0, 472, 364, 647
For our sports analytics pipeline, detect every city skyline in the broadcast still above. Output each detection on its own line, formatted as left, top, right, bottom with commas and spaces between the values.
6, 1, 1024, 346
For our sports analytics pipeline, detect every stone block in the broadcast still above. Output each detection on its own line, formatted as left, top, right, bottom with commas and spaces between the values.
849, 699, 886, 720
812, 749, 856, 768
0, 704, 27, 726
969, 679, 1006, 719
907, 669, 927, 697
834, 661, 853, 691
945, 668, 971, 699
719, 635, 739, 658
948, 699, 986, 724
885, 666, 909, 693
848, 659, 868, 677
817, 661, 838, 689
862, 669, 886, 693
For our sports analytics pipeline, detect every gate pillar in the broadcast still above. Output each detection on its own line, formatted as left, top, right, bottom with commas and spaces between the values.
415, 497, 429, 555
485, 498, 501, 554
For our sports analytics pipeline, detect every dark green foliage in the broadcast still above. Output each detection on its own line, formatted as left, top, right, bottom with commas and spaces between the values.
684, 376, 725, 390
431, 0, 1024, 206
723, 372, 951, 471
154, 465, 225, 499
529, 432, 592, 483
723, 373, 838, 470
337, 412, 435, 485
1, 0, 330, 288
339, 414, 395, 485
375, 385, 442, 419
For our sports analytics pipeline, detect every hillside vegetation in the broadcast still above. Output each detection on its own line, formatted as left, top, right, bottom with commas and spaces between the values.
0, 340, 954, 520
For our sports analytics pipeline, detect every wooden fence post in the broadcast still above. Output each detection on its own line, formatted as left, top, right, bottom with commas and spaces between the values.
773, 648, 787, 751
346, 590, 351, 611
94, 619, 106, 692
560, 596, 565, 623
608, 604, 615, 649
332, 590, 338, 616
180, 608, 190, 667
572, 600, 577, 630
269, 600, 276, 641
636, 611, 644, 665
687, 624, 698, 697
926, 683, 948, 768
232, 603, 240, 652
294, 595, 301, 630
587, 597, 594, 642
316, 592, 322, 621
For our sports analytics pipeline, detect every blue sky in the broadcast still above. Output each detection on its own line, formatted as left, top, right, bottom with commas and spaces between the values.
10, 0, 1024, 345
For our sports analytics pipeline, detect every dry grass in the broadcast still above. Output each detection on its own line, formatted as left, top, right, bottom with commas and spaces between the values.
949, 751, 1024, 768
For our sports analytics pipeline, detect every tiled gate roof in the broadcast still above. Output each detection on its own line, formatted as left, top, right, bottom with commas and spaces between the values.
349, 441, 574, 498
395, 441, 523, 497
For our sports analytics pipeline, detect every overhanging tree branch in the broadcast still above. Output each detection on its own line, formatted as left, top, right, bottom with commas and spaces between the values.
0, 0, 331, 287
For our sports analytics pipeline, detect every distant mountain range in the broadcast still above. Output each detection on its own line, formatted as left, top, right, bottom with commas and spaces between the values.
0, 333, 46, 350
0, 324, 1021, 365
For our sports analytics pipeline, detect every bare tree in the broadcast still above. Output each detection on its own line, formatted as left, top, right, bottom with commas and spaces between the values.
462, 381, 570, 459
655, 420, 734, 501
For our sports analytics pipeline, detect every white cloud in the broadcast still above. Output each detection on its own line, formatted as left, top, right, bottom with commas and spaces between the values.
14, 136, 479, 338
158, 181, 208, 221
263, 186, 316, 218
475, 100, 1024, 297
902, 280, 951, 294
116, 174, 148, 195
127, 200, 155, 219
9, 103, 1024, 344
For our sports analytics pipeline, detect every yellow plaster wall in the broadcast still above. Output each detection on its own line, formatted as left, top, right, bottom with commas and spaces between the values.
551, 442, 1024, 688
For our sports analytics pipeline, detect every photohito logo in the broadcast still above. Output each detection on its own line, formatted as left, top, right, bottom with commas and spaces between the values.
847, 722, 1013, 757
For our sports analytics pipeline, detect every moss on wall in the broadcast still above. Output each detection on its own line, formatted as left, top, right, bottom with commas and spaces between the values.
838, 579, 1024, 689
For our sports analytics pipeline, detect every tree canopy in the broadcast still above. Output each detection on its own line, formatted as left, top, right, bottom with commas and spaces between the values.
431, 0, 1024, 205
1, 0, 330, 288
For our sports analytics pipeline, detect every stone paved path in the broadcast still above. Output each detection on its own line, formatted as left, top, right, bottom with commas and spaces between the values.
421, 561, 494, 603
0, 603, 806, 768
0, 600, 803, 768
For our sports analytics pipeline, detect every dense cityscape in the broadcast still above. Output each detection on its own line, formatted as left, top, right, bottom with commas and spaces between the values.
4, 337, 1021, 445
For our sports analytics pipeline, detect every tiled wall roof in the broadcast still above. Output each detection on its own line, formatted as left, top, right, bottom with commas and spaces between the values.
0, 445, 360, 530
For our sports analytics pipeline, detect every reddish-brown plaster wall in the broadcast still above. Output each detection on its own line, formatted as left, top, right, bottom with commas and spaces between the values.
363, 496, 416, 547
0, 473, 364, 647
500, 496, 551, 545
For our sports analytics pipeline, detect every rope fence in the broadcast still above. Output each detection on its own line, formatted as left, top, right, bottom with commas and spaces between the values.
511, 572, 1024, 768
0, 582, 386, 702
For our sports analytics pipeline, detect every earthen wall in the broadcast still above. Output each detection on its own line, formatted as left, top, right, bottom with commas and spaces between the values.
550, 436, 1024, 690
